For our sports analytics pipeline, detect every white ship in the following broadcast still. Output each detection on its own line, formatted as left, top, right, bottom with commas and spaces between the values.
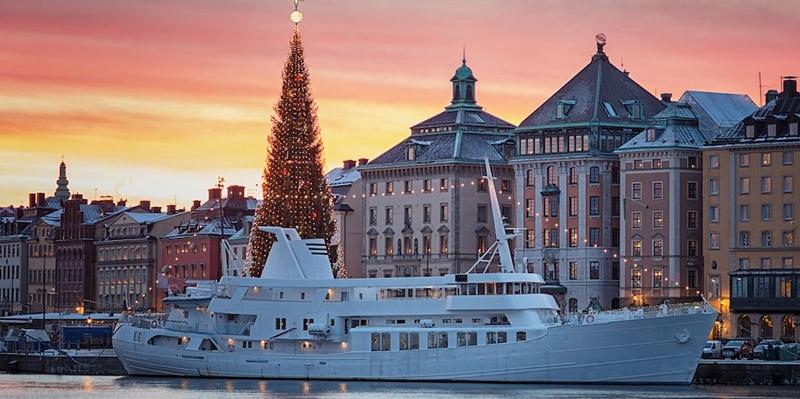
113, 160, 716, 384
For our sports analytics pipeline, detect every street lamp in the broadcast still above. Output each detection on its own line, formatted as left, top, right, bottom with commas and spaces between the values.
86, 316, 93, 351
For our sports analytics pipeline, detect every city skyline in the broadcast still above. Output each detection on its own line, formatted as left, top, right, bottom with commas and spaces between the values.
1, 0, 796, 208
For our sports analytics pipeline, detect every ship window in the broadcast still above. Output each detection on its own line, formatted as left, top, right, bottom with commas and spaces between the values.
303, 318, 314, 330
341, 291, 349, 301
275, 318, 287, 330
457, 332, 478, 347
486, 331, 508, 345
399, 332, 419, 350
516, 331, 527, 342
199, 339, 218, 351
427, 332, 448, 349
371, 332, 391, 351
300, 292, 305, 300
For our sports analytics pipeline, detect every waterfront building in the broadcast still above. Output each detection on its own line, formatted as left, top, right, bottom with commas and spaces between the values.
0, 233, 27, 315
25, 213, 59, 312
511, 38, 664, 311
359, 57, 516, 278
95, 207, 190, 311
156, 185, 254, 310
54, 196, 103, 311
703, 77, 800, 341
326, 159, 366, 278
615, 92, 754, 310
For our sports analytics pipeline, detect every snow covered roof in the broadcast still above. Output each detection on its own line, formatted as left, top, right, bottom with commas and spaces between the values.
679, 91, 756, 135
326, 166, 361, 188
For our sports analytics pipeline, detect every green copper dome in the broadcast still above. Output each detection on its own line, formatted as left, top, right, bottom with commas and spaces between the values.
452, 61, 476, 82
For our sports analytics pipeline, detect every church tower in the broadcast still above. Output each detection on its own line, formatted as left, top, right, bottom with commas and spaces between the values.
54, 158, 70, 201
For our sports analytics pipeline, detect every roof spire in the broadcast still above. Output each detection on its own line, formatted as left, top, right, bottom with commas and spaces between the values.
462, 45, 466, 65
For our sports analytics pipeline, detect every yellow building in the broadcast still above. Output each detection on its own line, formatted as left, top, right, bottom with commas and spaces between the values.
703, 77, 799, 341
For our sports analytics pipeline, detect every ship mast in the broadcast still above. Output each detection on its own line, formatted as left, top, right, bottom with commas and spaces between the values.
468, 159, 518, 273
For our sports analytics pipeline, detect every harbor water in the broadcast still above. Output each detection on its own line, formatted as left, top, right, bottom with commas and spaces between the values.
1, 373, 797, 399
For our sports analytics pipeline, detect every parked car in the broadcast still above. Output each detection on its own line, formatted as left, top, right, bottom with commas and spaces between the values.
702, 340, 723, 359
722, 340, 747, 359
753, 339, 784, 360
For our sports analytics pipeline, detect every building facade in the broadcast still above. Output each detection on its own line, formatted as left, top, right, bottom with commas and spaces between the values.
703, 77, 800, 341
95, 209, 190, 311
0, 234, 27, 315
359, 58, 516, 278
326, 159, 366, 278
512, 39, 664, 311
25, 215, 59, 312
616, 97, 709, 307
54, 197, 102, 311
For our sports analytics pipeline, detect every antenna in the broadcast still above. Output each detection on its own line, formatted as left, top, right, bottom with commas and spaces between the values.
758, 72, 764, 107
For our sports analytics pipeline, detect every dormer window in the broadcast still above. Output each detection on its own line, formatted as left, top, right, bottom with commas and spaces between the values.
623, 101, 642, 120
745, 125, 755, 138
406, 146, 416, 161
556, 100, 576, 119
603, 102, 618, 118
646, 128, 657, 142
767, 124, 776, 137
790, 122, 798, 136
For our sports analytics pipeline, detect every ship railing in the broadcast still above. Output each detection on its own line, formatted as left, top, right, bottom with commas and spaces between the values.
221, 321, 252, 336
551, 301, 711, 326
119, 313, 169, 330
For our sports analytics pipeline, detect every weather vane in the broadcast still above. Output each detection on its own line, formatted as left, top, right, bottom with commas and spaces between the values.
290, 0, 304, 25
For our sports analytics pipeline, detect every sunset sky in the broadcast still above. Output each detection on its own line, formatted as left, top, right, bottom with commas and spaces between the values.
1, 0, 796, 208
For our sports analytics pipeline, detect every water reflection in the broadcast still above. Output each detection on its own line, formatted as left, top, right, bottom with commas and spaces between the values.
0, 375, 798, 399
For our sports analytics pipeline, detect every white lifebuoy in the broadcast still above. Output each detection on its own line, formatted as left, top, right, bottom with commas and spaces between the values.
585, 314, 596, 324
151, 320, 159, 329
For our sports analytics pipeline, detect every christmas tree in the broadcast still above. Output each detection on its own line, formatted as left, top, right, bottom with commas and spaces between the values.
246, 27, 336, 277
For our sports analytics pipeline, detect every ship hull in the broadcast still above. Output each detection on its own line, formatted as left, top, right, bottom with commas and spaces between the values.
113, 311, 714, 384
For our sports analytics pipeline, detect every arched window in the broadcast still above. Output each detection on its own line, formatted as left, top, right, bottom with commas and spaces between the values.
611, 298, 620, 310
568, 298, 578, 313
453, 85, 460, 100
782, 315, 796, 339
589, 166, 600, 184
546, 166, 557, 185
737, 315, 752, 338
568, 167, 577, 184
760, 315, 773, 339
466, 85, 474, 101
526, 169, 535, 187
406, 146, 415, 161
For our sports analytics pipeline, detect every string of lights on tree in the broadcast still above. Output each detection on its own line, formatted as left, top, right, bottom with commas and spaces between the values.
244, 10, 337, 278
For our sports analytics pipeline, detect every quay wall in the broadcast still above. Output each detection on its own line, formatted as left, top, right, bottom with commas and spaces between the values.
0, 353, 126, 376
694, 360, 800, 385
1, 353, 798, 385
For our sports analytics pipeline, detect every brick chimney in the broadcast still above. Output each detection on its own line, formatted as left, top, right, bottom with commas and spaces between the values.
151, 206, 162, 213
192, 200, 201, 211
343, 159, 356, 170
139, 200, 151, 212
227, 185, 244, 200
117, 199, 127, 207
660, 93, 672, 103
166, 204, 177, 215
36, 193, 45, 206
28, 193, 36, 208
208, 188, 222, 201
358, 158, 369, 166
